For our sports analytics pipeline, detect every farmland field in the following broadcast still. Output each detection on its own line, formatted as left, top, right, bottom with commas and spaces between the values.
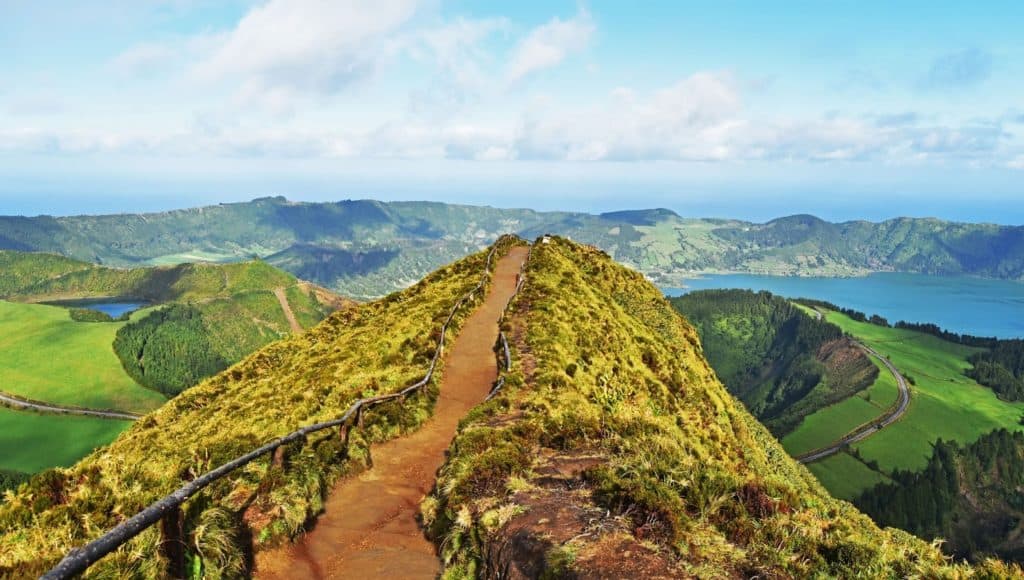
782, 356, 900, 456
0, 407, 130, 473
807, 311, 1024, 497
0, 300, 165, 412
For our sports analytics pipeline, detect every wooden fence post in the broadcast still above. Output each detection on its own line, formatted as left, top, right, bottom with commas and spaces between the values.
159, 506, 186, 579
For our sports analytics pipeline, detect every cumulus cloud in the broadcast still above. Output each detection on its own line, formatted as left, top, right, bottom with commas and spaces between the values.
919, 48, 992, 90
193, 0, 419, 109
506, 10, 594, 84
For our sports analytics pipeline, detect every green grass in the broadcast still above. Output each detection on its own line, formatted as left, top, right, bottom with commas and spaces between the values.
806, 452, 891, 501
782, 357, 899, 456
812, 311, 1024, 496
0, 408, 130, 473
0, 300, 165, 413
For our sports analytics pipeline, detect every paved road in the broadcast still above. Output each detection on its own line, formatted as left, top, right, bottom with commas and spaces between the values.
0, 391, 141, 420
795, 309, 911, 464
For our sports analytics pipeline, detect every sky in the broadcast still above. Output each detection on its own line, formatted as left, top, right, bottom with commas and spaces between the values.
1, 0, 1023, 223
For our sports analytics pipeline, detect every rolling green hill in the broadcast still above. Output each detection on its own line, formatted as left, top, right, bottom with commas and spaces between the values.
2, 237, 1016, 577
669, 289, 878, 436
857, 429, 1024, 563
0, 251, 343, 396
2, 197, 1023, 298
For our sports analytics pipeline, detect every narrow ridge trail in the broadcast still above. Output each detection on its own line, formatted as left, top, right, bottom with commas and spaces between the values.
255, 246, 529, 580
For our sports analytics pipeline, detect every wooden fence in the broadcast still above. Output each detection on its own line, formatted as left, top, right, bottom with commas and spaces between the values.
42, 239, 525, 580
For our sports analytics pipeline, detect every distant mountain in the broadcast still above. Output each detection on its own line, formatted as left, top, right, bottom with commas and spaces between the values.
1, 196, 1022, 298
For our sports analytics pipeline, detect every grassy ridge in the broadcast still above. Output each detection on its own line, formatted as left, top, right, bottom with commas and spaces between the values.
428, 238, 1012, 577
0, 251, 297, 303
0, 238, 519, 577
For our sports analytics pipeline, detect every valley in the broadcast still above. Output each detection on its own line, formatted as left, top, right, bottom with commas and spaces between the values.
808, 311, 1024, 497
0, 252, 344, 485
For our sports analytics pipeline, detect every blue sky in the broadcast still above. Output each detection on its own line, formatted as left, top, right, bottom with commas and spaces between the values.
2, 0, 1023, 222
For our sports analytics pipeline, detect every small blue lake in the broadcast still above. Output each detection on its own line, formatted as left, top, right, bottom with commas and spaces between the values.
50, 300, 147, 318
664, 272, 1024, 339
85, 302, 146, 318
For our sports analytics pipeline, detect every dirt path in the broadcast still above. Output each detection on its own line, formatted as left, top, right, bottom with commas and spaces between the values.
273, 287, 303, 333
255, 247, 529, 580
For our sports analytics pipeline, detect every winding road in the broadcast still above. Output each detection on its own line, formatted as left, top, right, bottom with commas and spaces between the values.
795, 308, 912, 464
0, 390, 141, 421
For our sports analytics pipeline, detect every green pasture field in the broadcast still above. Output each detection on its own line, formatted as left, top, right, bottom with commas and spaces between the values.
0, 300, 165, 413
0, 407, 130, 474
806, 311, 1024, 497
782, 356, 900, 456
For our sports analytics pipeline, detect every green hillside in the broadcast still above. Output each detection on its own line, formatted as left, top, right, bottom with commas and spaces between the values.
427, 238, 1011, 577
1, 251, 339, 396
670, 289, 877, 436
820, 310, 1024, 490
0, 301, 165, 412
0, 238, 516, 577
2, 197, 1023, 298
857, 429, 1024, 562
2, 237, 1015, 577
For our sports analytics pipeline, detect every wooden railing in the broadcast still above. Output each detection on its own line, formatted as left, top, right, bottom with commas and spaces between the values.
42, 239, 521, 580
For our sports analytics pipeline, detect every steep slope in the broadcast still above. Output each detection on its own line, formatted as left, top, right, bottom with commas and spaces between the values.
0, 238, 518, 577
427, 237, 1013, 578
670, 289, 878, 436
857, 429, 1024, 563
2, 197, 1024, 297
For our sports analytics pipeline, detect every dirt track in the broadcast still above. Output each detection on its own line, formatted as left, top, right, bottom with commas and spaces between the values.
273, 287, 303, 333
255, 246, 529, 579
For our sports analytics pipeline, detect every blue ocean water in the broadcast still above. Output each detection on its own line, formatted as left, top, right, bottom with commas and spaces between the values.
664, 272, 1024, 339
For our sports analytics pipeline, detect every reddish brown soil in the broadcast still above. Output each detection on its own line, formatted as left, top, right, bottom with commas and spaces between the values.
272, 287, 303, 333
255, 247, 529, 580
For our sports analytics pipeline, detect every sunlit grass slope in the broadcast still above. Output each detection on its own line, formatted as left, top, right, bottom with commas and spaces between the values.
0, 408, 130, 474
428, 237, 1015, 578
0, 237, 520, 578
825, 311, 1024, 488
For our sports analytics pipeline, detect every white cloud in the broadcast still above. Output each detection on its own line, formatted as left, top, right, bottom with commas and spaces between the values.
1009, 156, 1024, 170
109, 42, 177, 77
506, 10, 594, 84
193, 0, 420, 108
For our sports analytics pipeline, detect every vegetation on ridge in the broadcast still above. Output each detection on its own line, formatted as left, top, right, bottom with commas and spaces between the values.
426, 237, 1015, 577
0, 237, 520, 578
